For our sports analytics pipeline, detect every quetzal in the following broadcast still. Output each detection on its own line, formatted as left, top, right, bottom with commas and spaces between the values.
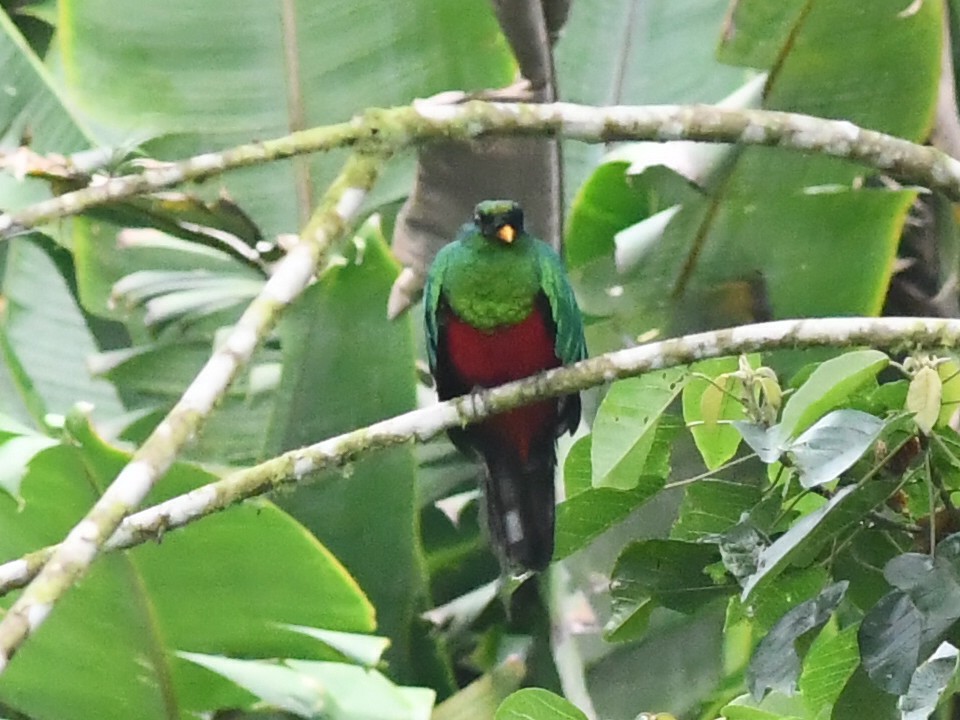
424, 200, 586, 571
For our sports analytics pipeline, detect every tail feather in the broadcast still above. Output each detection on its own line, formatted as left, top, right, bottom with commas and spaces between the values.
482, 444, 556, 572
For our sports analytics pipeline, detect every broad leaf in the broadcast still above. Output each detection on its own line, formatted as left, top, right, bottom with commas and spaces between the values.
591, 368, 686, 489
264, 226, 432, 686
859, 592, 924, 695
556, 420, 676, 559
683, 357, 748, 470
432, 656, 525, 720
0, 430, 56, 497
938, 360, 960, 428
787, 409, 885, 488
742, 480, 900, 601
495, 688, 587, 720
672, 479, 763, 542
611, 539, 736, 616
556, 0, 744, 205
734, 421, 788, 464
181, 653, 435, 720
1, 238, 123, 421
779, 350, 890, 441
898, 642, 960, 720
281, 626, 390, 668
797, 623, 860, 716
0, 7, 93, 212
906, 366, 942, 435
0, 418, 373, 720
746, 581, 848, 699
859, 536, 960, 694
58, 0, 514, 237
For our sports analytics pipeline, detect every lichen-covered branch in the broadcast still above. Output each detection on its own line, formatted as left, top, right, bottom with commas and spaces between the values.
1, 315, 958, 599
3, 101, 960, 237
0, 150, 390, 672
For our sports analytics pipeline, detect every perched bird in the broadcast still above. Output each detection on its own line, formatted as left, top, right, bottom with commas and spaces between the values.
424, 200, 587, 571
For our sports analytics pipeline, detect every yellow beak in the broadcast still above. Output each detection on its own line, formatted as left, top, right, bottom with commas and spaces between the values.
496, 224, 516, 243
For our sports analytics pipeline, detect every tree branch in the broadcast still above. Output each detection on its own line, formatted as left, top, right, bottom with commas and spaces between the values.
3, 101, 960, 237
1, 316, 958, 599
0, 150, 391, 672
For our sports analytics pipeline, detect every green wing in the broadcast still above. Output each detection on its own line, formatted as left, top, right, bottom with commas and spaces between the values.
533, 240, 587, 365
423, 242, 454, 374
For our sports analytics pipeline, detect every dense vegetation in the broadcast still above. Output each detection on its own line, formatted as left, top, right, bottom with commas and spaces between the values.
1, 1, 960, 719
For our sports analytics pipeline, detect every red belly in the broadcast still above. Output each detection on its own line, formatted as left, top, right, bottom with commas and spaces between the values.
443, 306, 561, 461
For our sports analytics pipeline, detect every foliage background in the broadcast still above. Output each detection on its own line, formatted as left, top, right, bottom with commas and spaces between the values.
0, 1, 958, 719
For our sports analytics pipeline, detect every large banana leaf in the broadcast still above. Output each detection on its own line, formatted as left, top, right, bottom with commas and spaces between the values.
0, 14, 123, 425
0, 417, 374, 720
56, 0, 515, 238
555, 0, 747, 201
263, 223, 439, 688
566, 0, 943, 353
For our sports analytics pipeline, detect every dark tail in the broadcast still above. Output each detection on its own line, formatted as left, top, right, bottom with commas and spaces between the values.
481, 443, 556, 572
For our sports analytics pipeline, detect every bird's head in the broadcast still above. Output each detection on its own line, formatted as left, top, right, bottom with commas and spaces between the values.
474, 200, 524, 245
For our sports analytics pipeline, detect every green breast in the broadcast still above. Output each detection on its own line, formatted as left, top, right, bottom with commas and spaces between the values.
443, 235, 542, 331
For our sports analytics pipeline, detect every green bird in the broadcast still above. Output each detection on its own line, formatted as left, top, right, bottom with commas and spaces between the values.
424, 200, 587, 571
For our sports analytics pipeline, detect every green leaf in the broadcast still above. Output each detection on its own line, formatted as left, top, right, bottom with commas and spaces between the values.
556, 421, 677, 559
603, 595, 656, 644
264, 226, 431, 686
58, 0, 514, 239
0, 423, 374, 720
555, 479, 666, 561
859, 591, 924, 695
93, 334, 281, 464
178, 653, 323, 718
797, 623, 860, 716
906, 366, 942, 435
938, 360, 960, 428
859, 538, 960, 695
181, 654, 435, 720
742, 479, 899, 601
720, 691, 807, 720
0, 431, 56, 497
556, 0, 744, 203
591, 368, 686, 489
787, 409, 885, 488
1, 238, 123, 421
729, 567, 831, 636
672, 479, 763, 542
611, 539, 736, 616
562, 433, 593, 498
495, 688, 588, 720
832, 666, 898, 720
884, 552, 960, 625
778, 350, 890, 440
281, 626, 390, 668
683, 357, 748, 470
716, 1, 807, 68
571, 2, 940, 352
431, 656, 525, 720
733, 421, 787, 464
746, 581, 848, 699
0, 7, 93, 213
898, 642, 959, 720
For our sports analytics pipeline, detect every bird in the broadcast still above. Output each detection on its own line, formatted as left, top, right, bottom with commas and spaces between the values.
423, 200, 587, 572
